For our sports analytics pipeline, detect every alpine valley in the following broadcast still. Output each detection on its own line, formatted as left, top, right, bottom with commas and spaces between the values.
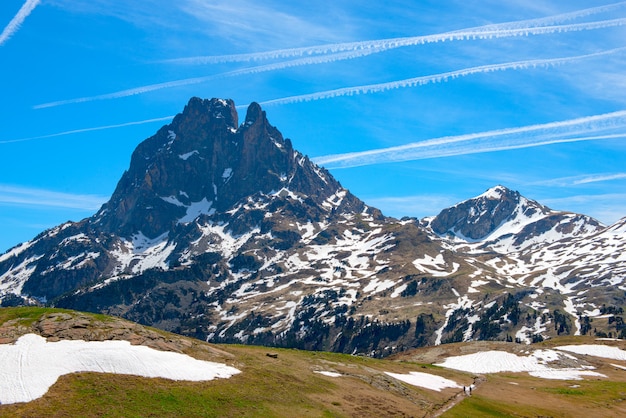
1, 98, 625, 357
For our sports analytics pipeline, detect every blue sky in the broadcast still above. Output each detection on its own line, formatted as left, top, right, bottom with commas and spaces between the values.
1, 0, 626, 253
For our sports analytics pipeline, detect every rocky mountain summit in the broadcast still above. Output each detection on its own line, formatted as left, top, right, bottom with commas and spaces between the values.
425, 185, 603, 252
1, 98, 625, 356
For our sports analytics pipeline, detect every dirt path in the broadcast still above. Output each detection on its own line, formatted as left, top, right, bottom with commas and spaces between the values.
428, 375, 486, 417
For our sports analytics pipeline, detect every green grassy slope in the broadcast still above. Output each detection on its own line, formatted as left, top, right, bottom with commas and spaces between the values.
1, 307, 625, 417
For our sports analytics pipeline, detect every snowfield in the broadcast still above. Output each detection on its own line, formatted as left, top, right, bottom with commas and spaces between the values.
0, 334, 240, 405
556, 344, 626, 360
315, 368, 461, 392
435, 346, 612, 380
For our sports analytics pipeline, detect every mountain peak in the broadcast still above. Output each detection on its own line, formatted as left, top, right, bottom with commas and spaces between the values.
429, 185, 603, 250
243, 101, 263, 126
91, 98, 364, 239
429, 185, 526, 240
179, 97, 238, 130
478, 185, 517, 200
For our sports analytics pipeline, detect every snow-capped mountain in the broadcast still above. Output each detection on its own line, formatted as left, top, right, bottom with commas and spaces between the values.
1, 98, 624, 356
424, 185, 603, 252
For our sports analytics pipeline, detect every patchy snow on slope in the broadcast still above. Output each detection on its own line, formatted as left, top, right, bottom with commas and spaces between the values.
0, 240, 36, 264
385, 371, 460, 391
0, 334, 240, 405
363, 278, 397, 295
391, 283, 408, 298
515, 316, 548, 344
109, 232, 175, 275
185, 223, 260, 261
0, 255, 43, 295
322, 189, 347, 210
57, 252, 100, 271
435, 294, 475, 345
413, 253, 459, 277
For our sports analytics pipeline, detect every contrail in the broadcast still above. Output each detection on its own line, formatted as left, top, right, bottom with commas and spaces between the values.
165, 2, 626, 64
33, 48, 379, 109
312, 111, 626, 169
0, 116, 173, 144
0, 184, 106, 210
0, 0, 40, 46
17, 47, 626, 145
573, 172, 626, 184
33, 18, 626, 110
259, 47, 626, 107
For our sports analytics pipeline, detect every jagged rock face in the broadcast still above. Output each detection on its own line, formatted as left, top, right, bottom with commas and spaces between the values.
95, 98, 362, 239
0, 98, 625, 357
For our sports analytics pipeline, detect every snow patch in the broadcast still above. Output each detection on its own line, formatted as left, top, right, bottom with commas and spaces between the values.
315, 371, 342, 378
109, 232, 175, 275
436, 349, 607, 380
385, 371, 460, 391
179, 198, 215, 224
556, 344, 626, 360
222, 168, 233, 182
0, 334, 240, 405
413, 253, 459, 277
179, 150, 199, 160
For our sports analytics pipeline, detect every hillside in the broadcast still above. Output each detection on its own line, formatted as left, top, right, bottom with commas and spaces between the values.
1, 307, 626, 417
0, 98, 625, 357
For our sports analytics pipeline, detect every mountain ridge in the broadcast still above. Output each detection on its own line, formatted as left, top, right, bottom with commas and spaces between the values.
1, 97, 624, 356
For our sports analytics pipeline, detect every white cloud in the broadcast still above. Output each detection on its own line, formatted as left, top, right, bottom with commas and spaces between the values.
179, 0, 345, 48
0, 184, 107, 211
0, 0, 40, 46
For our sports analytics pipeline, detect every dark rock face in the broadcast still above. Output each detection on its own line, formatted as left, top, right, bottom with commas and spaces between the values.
94, 98, 365, 239
0, 97, 373, 305
430, 186, 528, 240
429, 185, 603, 247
